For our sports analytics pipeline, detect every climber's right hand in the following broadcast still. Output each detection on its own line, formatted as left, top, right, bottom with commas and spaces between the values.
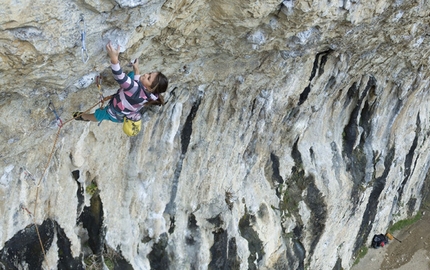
106, 41, 120, 64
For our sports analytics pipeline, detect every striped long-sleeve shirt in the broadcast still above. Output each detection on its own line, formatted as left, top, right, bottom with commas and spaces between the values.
107, 62, 158, 121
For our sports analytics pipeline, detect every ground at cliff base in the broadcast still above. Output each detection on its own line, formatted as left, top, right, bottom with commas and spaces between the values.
351, 206, 430, 270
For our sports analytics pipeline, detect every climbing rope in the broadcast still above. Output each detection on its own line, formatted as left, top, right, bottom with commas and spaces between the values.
79, 15, 89, 63
26, 96, 112, 268
96, 74, 105, 108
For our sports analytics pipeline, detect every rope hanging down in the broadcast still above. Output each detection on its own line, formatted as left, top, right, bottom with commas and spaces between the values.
79, 14, 89, 63
27, 96, 112, 267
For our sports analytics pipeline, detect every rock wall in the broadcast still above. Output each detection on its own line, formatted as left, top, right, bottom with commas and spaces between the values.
1, 0, 430, 269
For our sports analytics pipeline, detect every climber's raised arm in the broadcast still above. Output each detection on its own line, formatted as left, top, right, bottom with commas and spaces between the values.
106, 41, 119, 64
73, 41, 169, 135
106, 42, 138, 91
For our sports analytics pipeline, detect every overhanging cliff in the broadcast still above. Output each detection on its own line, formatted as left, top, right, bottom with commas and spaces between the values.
1, 0, 430, 269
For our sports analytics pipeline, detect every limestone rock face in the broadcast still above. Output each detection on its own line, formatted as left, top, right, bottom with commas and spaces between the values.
1, 0, 430, 269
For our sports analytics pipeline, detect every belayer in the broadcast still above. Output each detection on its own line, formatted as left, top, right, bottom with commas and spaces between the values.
74, 41, 168, 136
371, 234, 388, 248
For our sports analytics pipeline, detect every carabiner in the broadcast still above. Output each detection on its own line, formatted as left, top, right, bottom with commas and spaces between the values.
79, 15, 89, 63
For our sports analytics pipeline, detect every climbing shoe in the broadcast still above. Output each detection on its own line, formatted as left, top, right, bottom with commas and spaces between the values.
73, 112, 89, 121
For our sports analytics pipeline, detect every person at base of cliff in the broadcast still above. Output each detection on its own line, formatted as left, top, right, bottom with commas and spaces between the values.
371, 233, 388, 248
74, 41, 168, 123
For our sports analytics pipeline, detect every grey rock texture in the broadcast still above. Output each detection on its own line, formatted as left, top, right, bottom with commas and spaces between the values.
1, 0, 430, 269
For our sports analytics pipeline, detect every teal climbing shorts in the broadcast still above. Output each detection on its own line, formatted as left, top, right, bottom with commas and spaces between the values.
94, 107, 122, 123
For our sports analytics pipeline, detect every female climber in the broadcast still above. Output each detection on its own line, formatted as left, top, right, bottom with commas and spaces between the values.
74, 41, 168, 123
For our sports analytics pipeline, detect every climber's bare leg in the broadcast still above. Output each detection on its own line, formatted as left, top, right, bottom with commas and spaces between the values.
81, 113, 98, 122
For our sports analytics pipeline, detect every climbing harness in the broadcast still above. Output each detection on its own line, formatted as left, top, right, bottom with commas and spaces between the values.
79, 14, 89, 63
48, 101, 63, 127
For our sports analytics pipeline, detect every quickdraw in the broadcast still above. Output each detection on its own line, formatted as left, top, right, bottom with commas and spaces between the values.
79, 14, 89, 63
21, 204, 33, 217
48, 101, 63, 127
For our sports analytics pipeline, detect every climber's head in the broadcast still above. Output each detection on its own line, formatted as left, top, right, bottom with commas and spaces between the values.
141, 72, 169, 106
141, 72, 168, 95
